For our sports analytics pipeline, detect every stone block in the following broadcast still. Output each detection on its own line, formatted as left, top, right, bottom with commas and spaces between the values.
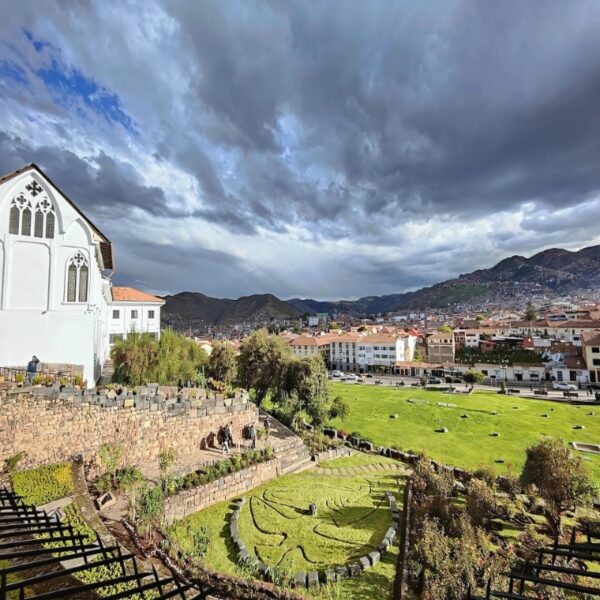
238, 548, 249, 563
359, 556, 370, 571
123, 398, 134, 408
258, 563, 270, 577
295, 571, 307, 586
335, 566, 349, 580
307, 571, 319, 587
322, 569, 336, 583
368, 550, 380, 566
348, 563, 362, 577
378, 538, 390, 553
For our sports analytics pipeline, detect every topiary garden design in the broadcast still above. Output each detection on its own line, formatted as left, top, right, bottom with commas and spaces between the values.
231, 457, 405, 587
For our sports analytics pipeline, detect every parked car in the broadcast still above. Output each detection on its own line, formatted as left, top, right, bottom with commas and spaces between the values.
330, 370, 342, 378
428, 377, 443, 384
552, 382, 577, 391
345, 374, 359, 382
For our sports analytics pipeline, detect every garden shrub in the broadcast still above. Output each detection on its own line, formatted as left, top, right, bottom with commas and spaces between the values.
161, 447, 276, 497
12, 462, 74, 505
4, 451, 26, 473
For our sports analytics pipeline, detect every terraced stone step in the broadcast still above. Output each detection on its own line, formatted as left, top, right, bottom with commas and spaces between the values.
316, 462, 405, 477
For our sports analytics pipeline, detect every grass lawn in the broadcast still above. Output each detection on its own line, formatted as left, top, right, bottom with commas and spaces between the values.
328, 383, 600, 482
166, 454, 404, 599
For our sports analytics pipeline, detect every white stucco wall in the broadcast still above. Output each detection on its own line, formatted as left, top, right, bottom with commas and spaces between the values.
0, 169, 110, 384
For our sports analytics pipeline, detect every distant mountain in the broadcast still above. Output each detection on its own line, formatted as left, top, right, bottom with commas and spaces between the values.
162, 292, 301, 327
165, 245, 600, 326
291, 244, 600, 315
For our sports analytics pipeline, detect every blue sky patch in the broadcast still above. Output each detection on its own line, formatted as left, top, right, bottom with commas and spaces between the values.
0, 59, 28, 85
21, 30, 137, 134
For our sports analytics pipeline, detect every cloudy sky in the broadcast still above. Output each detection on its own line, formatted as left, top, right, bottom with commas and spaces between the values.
1, 1, 600, 300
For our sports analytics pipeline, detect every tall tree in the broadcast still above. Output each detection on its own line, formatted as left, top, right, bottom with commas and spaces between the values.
208, 341, 238, 385
237, 329, 291, 404
524, 300, 537, 321
521, 439, 596, 534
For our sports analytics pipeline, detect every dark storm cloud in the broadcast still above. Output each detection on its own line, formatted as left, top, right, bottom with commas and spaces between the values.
0, 132, 173, 217
162, 0, 600, 233
2, 1, 600, 298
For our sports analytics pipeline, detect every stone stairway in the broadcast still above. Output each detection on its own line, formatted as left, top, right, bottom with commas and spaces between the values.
259, 409, 314, 476
98, 358, 114, 385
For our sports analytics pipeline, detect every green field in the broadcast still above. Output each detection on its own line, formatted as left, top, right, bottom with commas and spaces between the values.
166, 454, 404, 599
328, 383, 600, 482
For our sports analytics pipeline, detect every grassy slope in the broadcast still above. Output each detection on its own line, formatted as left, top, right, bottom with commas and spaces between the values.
167, 454, 402, 600
328, 383, 600, 482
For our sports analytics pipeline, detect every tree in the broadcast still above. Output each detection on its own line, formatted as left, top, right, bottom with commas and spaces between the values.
208, 341, 237, 385
438, 325, 453, 334
330, 395, 349, 426
463, 370, 485, 384
111, 329, 208, 386
151, 329, 208, 385
524, 300, 537, 321
521, 439, 597, 534
413, 348, 425, 362
111, 332, 157, 386
329, 321, 340, 330
476, 314, 485, 321
277, 355, 332, 426
237, 329, 291, 405
466, 478, 496, 527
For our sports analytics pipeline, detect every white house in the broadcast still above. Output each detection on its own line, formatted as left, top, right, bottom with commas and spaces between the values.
109, 287, 164, 345
0, 163, 163, 385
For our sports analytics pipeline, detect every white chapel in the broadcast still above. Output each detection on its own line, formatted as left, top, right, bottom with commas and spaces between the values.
0, 163, 164, 385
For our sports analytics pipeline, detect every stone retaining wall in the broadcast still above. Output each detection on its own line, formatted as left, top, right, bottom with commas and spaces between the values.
163, 460, 278, 524
0, 390, 258, 477
312, 447, 353, 464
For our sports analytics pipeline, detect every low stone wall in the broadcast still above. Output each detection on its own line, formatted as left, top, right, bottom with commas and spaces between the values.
163, 460, 278, 524
0, 388, 258, 477
312, 447, 353, 464
230, 492, 400, 588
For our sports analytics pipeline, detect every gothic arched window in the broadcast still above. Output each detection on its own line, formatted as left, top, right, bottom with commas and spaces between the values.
7, 184, 56, 239
9, 204, 19, 234
21, 207, 31, 236
66, 252, 89, 303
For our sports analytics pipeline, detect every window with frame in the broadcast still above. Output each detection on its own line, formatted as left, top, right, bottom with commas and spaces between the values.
593, 347, 600, 353
131, 310, 139, 319
148, 310, 155, 319
109, 334, 123, 344
8, 187, 56, 239
112, 310, 120, 319
66, 252, 89, 303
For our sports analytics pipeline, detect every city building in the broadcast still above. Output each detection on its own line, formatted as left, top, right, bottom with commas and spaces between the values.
426, 332, 455, 363
0, 163, 163, 385
582, 331, 600, 384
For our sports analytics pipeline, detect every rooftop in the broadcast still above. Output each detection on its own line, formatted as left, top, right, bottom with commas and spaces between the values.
112, 286, 165, 304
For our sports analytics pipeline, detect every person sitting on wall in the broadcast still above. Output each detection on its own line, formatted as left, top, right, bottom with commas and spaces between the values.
221, 426, 229, 454
26, 356, 39, 383
249, 423, 257, 449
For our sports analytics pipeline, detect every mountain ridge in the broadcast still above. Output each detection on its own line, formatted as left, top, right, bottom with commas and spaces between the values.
162, 244, 600, 325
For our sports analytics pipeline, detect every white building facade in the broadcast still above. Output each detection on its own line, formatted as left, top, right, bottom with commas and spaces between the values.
0, 164, 163, 385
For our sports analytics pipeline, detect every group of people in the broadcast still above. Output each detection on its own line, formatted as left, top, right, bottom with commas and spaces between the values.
220, 415, 271, 455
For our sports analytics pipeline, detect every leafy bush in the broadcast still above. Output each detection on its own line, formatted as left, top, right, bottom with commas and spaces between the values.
12, 462, 74, 505
4, 451, 26, 473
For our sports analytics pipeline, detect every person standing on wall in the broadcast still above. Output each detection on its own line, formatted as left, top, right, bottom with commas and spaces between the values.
26, 356, 39, 383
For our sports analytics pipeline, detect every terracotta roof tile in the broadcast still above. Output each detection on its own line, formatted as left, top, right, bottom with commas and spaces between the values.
112, 286, 164, 304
